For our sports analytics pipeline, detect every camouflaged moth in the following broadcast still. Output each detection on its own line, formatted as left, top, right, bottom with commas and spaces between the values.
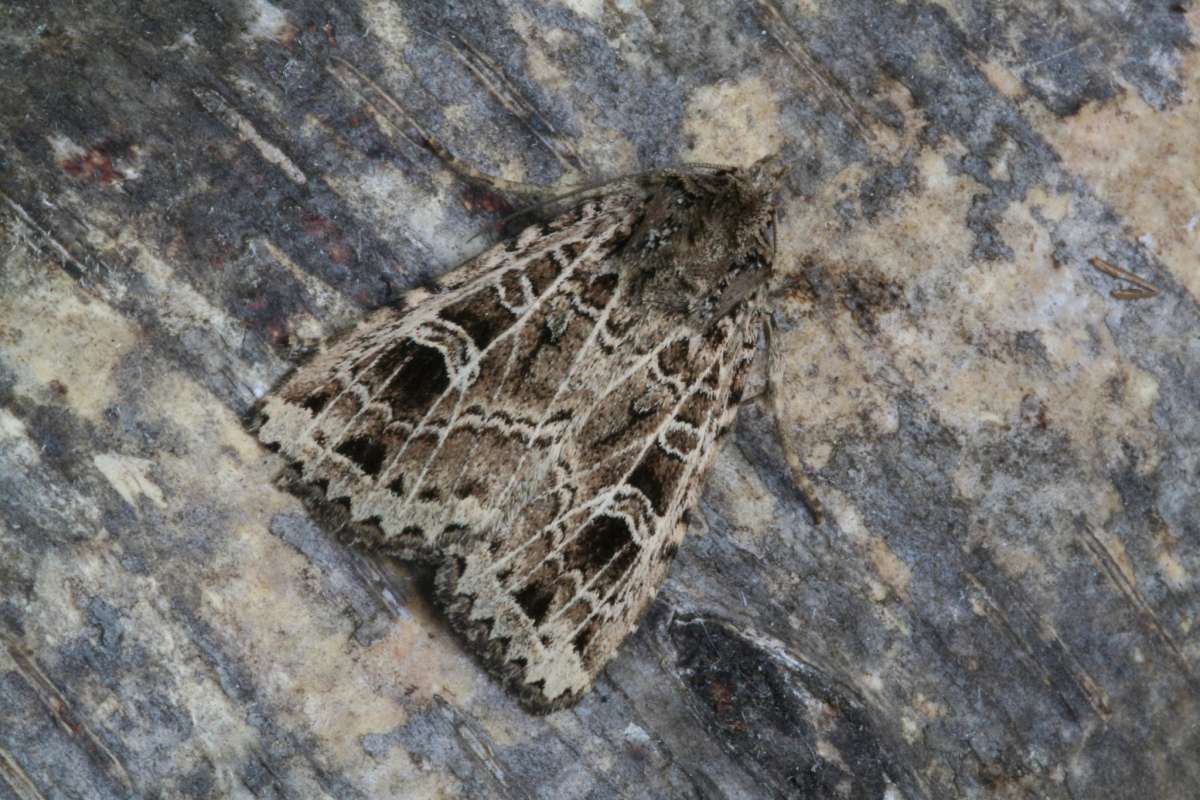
254, 156, 783, 711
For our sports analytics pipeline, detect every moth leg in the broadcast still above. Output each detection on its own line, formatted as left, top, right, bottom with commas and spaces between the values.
764, 316, 827, 525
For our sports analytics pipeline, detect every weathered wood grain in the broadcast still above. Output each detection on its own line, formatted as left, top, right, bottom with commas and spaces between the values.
1, 1, 1197, 797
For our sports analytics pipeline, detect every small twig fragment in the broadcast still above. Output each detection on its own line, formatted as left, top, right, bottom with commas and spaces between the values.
1088, 256, 1159, 301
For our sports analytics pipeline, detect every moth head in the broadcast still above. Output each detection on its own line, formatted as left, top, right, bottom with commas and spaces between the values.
738, 152, 785, 254
628, 156, 784, 324
695, 154, 783, 260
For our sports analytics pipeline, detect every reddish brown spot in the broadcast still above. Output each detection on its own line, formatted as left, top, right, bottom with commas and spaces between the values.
265, 321, 289, 347
61, 148, 121, 184
771, 270, 818, 304
303, 215, 336, 237
302, 215, 354, 265
327, 240, 353, 264
708, 679, 736, 717
461, 186, 512, 216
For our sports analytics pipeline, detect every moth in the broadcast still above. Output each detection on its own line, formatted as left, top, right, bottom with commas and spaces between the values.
254, 156, 783, 711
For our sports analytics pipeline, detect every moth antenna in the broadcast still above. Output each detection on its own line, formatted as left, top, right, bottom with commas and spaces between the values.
328, 56, 549, 196
484, 162, 750, 236
406, 25, 589, 177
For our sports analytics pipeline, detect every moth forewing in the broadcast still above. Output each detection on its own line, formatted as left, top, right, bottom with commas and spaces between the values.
255, 157, 783, 711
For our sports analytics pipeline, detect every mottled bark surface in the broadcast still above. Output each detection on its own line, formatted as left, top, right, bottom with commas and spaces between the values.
1, 2, 1197, 798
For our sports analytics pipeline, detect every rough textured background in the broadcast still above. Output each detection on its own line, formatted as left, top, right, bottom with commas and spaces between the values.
1, 1, 1197, 798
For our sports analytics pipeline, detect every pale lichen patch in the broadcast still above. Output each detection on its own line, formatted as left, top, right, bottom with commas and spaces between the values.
868, 536, 913, 601
682, 77, 785, 167
0, 266, 138, 421
242, 0, 297, 44
707, 437, 780, 543
322, 170, 466, 265
977, 58, 1025, 100
561, 0, 604, 21
1026, 185, 1072, 223
93, 453, 167, 509
1032, 46, 1200, 298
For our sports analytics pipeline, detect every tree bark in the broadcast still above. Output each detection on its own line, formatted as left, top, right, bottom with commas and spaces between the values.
1, 1, 1197, 798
